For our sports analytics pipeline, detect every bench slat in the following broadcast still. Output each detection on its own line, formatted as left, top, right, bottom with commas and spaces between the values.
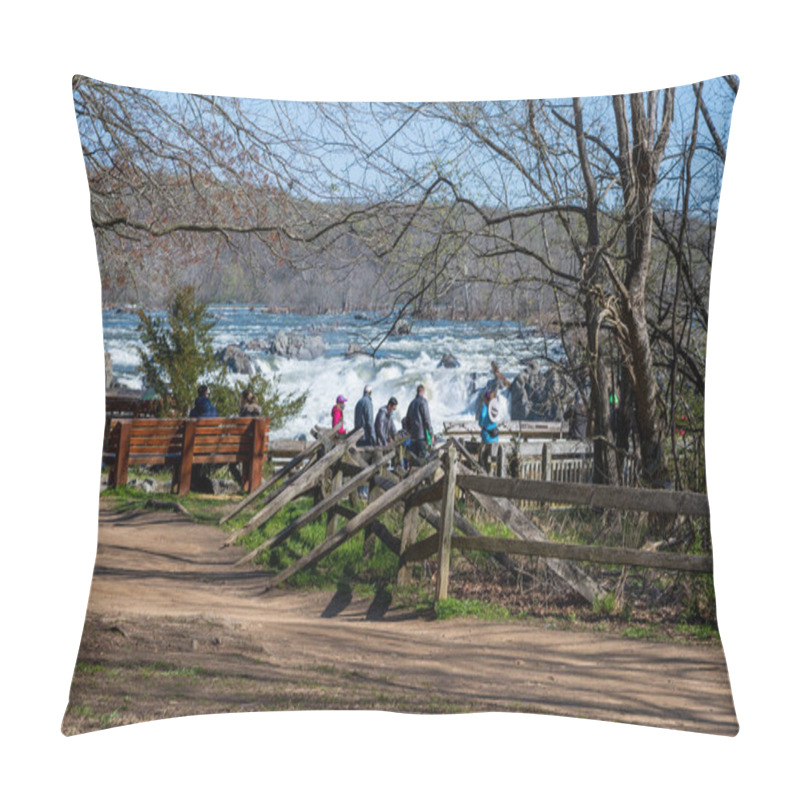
193, 453, 254, 465
192, 434, 254, 446
126, 446, 184, 456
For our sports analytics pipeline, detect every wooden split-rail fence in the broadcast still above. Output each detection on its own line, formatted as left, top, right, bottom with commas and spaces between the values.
218, 428, 711, 605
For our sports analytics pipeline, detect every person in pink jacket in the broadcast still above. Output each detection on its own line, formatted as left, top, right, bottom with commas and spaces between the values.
331, 394, 347, 434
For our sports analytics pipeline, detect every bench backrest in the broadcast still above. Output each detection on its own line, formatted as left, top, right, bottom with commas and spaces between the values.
192, 417, 263, 464
104, 416, 269, 494
105, 418, 185, 465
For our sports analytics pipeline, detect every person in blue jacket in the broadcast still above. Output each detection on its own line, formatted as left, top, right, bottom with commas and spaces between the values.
189, 384, 218, 418
479, 388, 499, 443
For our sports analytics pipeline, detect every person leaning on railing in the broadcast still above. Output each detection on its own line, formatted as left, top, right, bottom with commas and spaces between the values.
479, 388, 500, 443
375, 396, 399, 446
405, 384, 433, 458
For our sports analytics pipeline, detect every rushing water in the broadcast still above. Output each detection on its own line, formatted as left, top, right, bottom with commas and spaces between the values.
103, 306, 564, 439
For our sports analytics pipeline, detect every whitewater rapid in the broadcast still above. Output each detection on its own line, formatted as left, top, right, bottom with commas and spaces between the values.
103, 306, 563, 439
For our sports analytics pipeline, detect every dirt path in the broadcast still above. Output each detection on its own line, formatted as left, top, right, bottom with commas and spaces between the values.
63, 506, 738, 735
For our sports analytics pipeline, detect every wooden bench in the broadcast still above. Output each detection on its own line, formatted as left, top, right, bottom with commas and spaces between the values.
103, 416, 269, 495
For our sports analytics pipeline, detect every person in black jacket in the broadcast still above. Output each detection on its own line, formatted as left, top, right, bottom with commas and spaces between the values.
405, 384, 433, 458
189, 385, 218, 418
354, 384, 375, 446
375, 396, 399, 446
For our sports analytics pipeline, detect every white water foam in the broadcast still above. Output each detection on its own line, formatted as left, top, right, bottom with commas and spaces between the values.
104, 308, 553, 438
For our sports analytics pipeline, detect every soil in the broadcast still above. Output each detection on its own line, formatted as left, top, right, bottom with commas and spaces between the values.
62, 504, 739, 736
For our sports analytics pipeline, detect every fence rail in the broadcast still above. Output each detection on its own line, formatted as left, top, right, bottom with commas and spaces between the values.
466, 439, 639, 490
399, 442, 712, 603
443, 420, 565, 440
456, 474, 709, 516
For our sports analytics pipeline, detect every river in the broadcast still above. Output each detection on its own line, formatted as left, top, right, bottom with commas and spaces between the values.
103, 306, 563, 439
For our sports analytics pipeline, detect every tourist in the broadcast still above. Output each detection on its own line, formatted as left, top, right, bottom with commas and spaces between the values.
375, 396, 399, 446
189, 385, 218, 418
479, 388, 500, 444
405, 384, 433, 458
354, 384, 376, 446
239, 389, 262, 417
566, 390, 588, 440
331, 394, 347, 434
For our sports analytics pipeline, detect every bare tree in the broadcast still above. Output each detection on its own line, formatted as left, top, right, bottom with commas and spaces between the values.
73, 76, 736, 490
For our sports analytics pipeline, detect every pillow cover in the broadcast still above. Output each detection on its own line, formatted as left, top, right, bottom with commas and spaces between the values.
64, 75, 738, 737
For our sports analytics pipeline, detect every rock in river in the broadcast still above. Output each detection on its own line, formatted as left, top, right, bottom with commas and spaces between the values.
438, 353, 460, 368
216, 344, 253, 375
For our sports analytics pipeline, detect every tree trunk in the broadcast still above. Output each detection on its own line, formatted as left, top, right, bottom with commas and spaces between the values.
613, 91, 675, 487
573, 98, 619, 486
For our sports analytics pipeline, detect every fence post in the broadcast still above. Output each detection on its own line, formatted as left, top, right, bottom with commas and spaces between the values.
435, 442, 458, 603
178, 419, 197, 495
542, 441, 552, 482
245, 417, 267, 493
541, 441, 553, 509
113, 419, 132, 489
397, 502, 420, 587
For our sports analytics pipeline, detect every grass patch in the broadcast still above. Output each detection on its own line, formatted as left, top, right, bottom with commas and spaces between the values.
75, 662, 111, 675
675, 622, 719, 642
435, 597, 513, 621
592, 592, 617, 616
232, 496, 402, 591
621, 624, 658, 640
101, 481, 233, 524
138, 663, 205, 678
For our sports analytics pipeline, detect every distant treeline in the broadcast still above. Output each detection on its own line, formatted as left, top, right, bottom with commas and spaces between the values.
96, 195, 574, 322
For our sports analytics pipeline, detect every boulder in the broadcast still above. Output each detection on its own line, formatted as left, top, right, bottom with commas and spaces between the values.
216, 344, 253, 375
210, 478, 242, 495
390, 319, 412, 336
437, 353, 460, 368
346, 342, 365, 357
296, 335, 325, 360
271, 330, 290, 355
510, 367, 569, 421
244, 338, 270, 351
128, 477, 167, 493
269, 331, 325, 360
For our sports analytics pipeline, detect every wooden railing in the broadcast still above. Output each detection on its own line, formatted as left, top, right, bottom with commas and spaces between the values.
464, 439, 639, 489
401, 442, 711, 603
443, 420, 566, 440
